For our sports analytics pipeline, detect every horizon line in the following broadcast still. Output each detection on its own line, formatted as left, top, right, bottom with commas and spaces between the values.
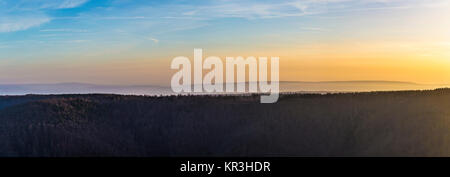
1, 80, 449, 86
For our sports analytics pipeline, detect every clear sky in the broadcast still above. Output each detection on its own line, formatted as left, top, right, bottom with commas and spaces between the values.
0, 0, 449, 86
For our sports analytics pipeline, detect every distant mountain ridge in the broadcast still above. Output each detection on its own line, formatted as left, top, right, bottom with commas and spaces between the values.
282, 80, 420, 84
0, 83, 171, 95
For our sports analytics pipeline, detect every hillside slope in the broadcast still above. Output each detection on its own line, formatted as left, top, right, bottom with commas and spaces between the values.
0, 89, 450, 156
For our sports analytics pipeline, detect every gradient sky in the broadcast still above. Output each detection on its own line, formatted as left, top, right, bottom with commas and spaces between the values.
0, 0, 449, 86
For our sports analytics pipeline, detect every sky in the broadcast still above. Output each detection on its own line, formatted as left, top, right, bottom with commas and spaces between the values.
0, 0, 449, 86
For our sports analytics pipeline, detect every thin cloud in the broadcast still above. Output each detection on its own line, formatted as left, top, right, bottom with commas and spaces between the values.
167, 0, 450, 19
0, 16, 50, 33
66, 39, 89, 43
300, 27, 329, 32
0, 0, 89, 32
148, 37, 159, 44
20, 0, 89, 10
40, 28, 88, 32
99, 16, 148, 20
56, 0, 89, 9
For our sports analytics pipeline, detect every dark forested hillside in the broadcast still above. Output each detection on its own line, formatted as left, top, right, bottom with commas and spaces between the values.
1, 89, 450, 157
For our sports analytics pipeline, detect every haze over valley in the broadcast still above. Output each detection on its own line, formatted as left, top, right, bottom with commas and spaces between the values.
0, 81, 447, 95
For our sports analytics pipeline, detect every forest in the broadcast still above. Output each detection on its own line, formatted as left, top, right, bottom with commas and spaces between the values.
0, 88, 449, 157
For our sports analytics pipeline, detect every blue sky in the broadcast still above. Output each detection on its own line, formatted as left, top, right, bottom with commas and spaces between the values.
0, 0, 449, 85
1, 0, 446, 55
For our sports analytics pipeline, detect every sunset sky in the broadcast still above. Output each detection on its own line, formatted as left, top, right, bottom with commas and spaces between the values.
0, 0, 449, 86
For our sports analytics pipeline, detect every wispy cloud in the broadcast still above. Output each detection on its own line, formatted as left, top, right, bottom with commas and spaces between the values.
12, 0, 89, 10
148, 37, 159, 44
0, 0, 89, 33
300, 27, 329, 32
55, 0, 89, 9
178, 1, 310, 19
168, 0, 450, 19
66, 39, 88, 43
0, 16, 50, 32
99, 16, 148, 20
40, 28, 88, 32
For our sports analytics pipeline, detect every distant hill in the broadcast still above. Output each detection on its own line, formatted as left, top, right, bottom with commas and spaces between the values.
0, 81, 447, 95
1, 88, 450, 156
0, 83, 172, 95
280, 80, 446, 92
